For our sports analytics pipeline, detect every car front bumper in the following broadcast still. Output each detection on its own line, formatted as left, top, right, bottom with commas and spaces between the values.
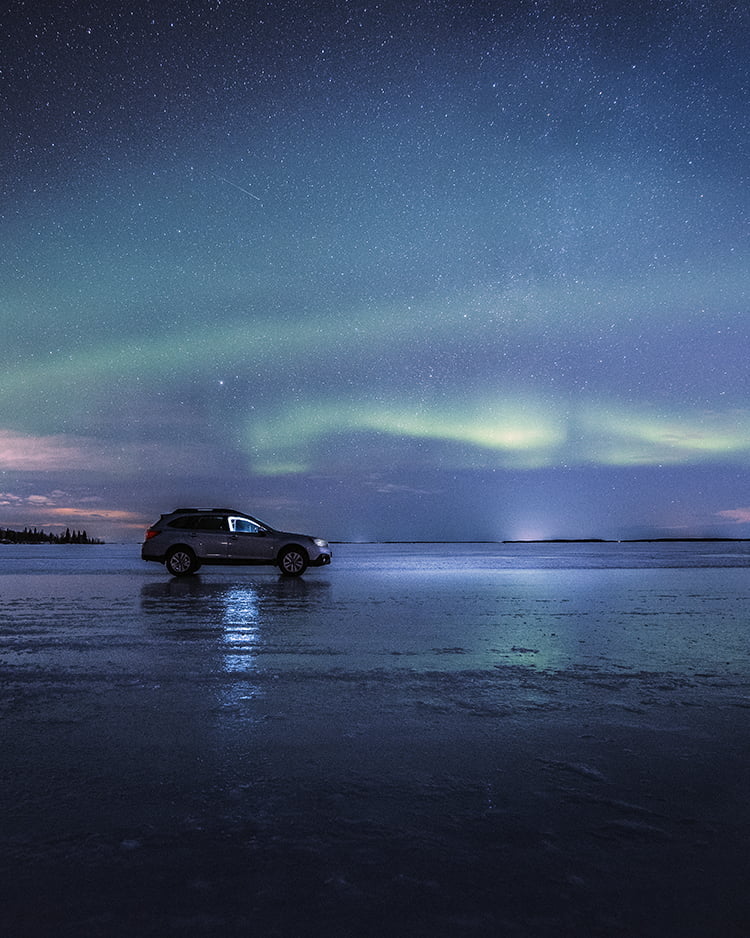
309, 551, 332, 566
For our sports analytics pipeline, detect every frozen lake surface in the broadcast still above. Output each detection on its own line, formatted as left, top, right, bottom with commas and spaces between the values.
1, 542, 749, 936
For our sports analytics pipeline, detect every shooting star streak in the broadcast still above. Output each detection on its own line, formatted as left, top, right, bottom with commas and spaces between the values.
214, 174, 263, 203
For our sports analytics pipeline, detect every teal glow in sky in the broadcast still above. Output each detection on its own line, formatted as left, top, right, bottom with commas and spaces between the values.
1, 0, 749, 541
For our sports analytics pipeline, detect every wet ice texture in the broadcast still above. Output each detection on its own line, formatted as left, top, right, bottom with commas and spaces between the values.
1, 542, 749, 937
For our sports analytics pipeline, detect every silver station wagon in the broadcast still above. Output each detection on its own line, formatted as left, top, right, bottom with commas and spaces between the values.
141, 507, 332, 577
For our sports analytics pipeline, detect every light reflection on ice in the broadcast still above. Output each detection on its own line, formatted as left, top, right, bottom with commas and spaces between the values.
221, 587, 260, 674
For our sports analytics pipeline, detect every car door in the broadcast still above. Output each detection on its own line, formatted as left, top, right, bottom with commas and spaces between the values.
226, 516, 277, 560
191, 515, 231, 557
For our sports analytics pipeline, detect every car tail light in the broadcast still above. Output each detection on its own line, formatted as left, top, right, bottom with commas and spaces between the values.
144, 528, 159, 540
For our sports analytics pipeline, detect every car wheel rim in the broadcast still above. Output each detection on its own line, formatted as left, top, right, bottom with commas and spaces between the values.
170, 552, 191, 573
283, 552, 304, 573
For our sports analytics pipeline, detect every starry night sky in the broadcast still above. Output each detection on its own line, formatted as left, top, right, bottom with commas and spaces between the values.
1, 0, 749, 542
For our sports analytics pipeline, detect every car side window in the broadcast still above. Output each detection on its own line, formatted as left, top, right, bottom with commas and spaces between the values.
196, 516, 227, 531
168, 515, 228, 531
230, 517, 262, 534
168, 516, 199, 529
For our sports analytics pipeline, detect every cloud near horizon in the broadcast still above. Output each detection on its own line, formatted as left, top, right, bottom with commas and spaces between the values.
717, 508, 750, 525
0, 430, 112, 472
0, 487, 148, 533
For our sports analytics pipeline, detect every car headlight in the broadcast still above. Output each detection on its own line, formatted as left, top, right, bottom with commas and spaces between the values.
313, 538, 328, 548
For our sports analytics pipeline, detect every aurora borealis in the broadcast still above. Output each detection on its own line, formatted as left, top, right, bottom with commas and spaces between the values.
1, 0, 748, 542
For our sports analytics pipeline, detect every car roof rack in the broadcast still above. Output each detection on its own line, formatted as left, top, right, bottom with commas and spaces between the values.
171, 507, 248, 515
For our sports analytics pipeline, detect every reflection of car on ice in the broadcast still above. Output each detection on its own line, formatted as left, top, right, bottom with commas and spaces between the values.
141, 507, 332, 577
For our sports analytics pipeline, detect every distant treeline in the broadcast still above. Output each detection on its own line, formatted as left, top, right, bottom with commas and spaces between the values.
0, 527, 103, 545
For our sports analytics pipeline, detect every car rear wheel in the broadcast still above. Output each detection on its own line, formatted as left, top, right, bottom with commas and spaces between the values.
165, 547, 200, 576
279, 547, 308, 576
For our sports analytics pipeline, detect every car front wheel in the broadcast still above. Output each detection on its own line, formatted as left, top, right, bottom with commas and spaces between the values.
279, 547, 308, 576
165, 547, 200, 577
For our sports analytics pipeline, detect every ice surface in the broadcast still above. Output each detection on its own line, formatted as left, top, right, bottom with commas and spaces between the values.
1, 542, 749, 936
